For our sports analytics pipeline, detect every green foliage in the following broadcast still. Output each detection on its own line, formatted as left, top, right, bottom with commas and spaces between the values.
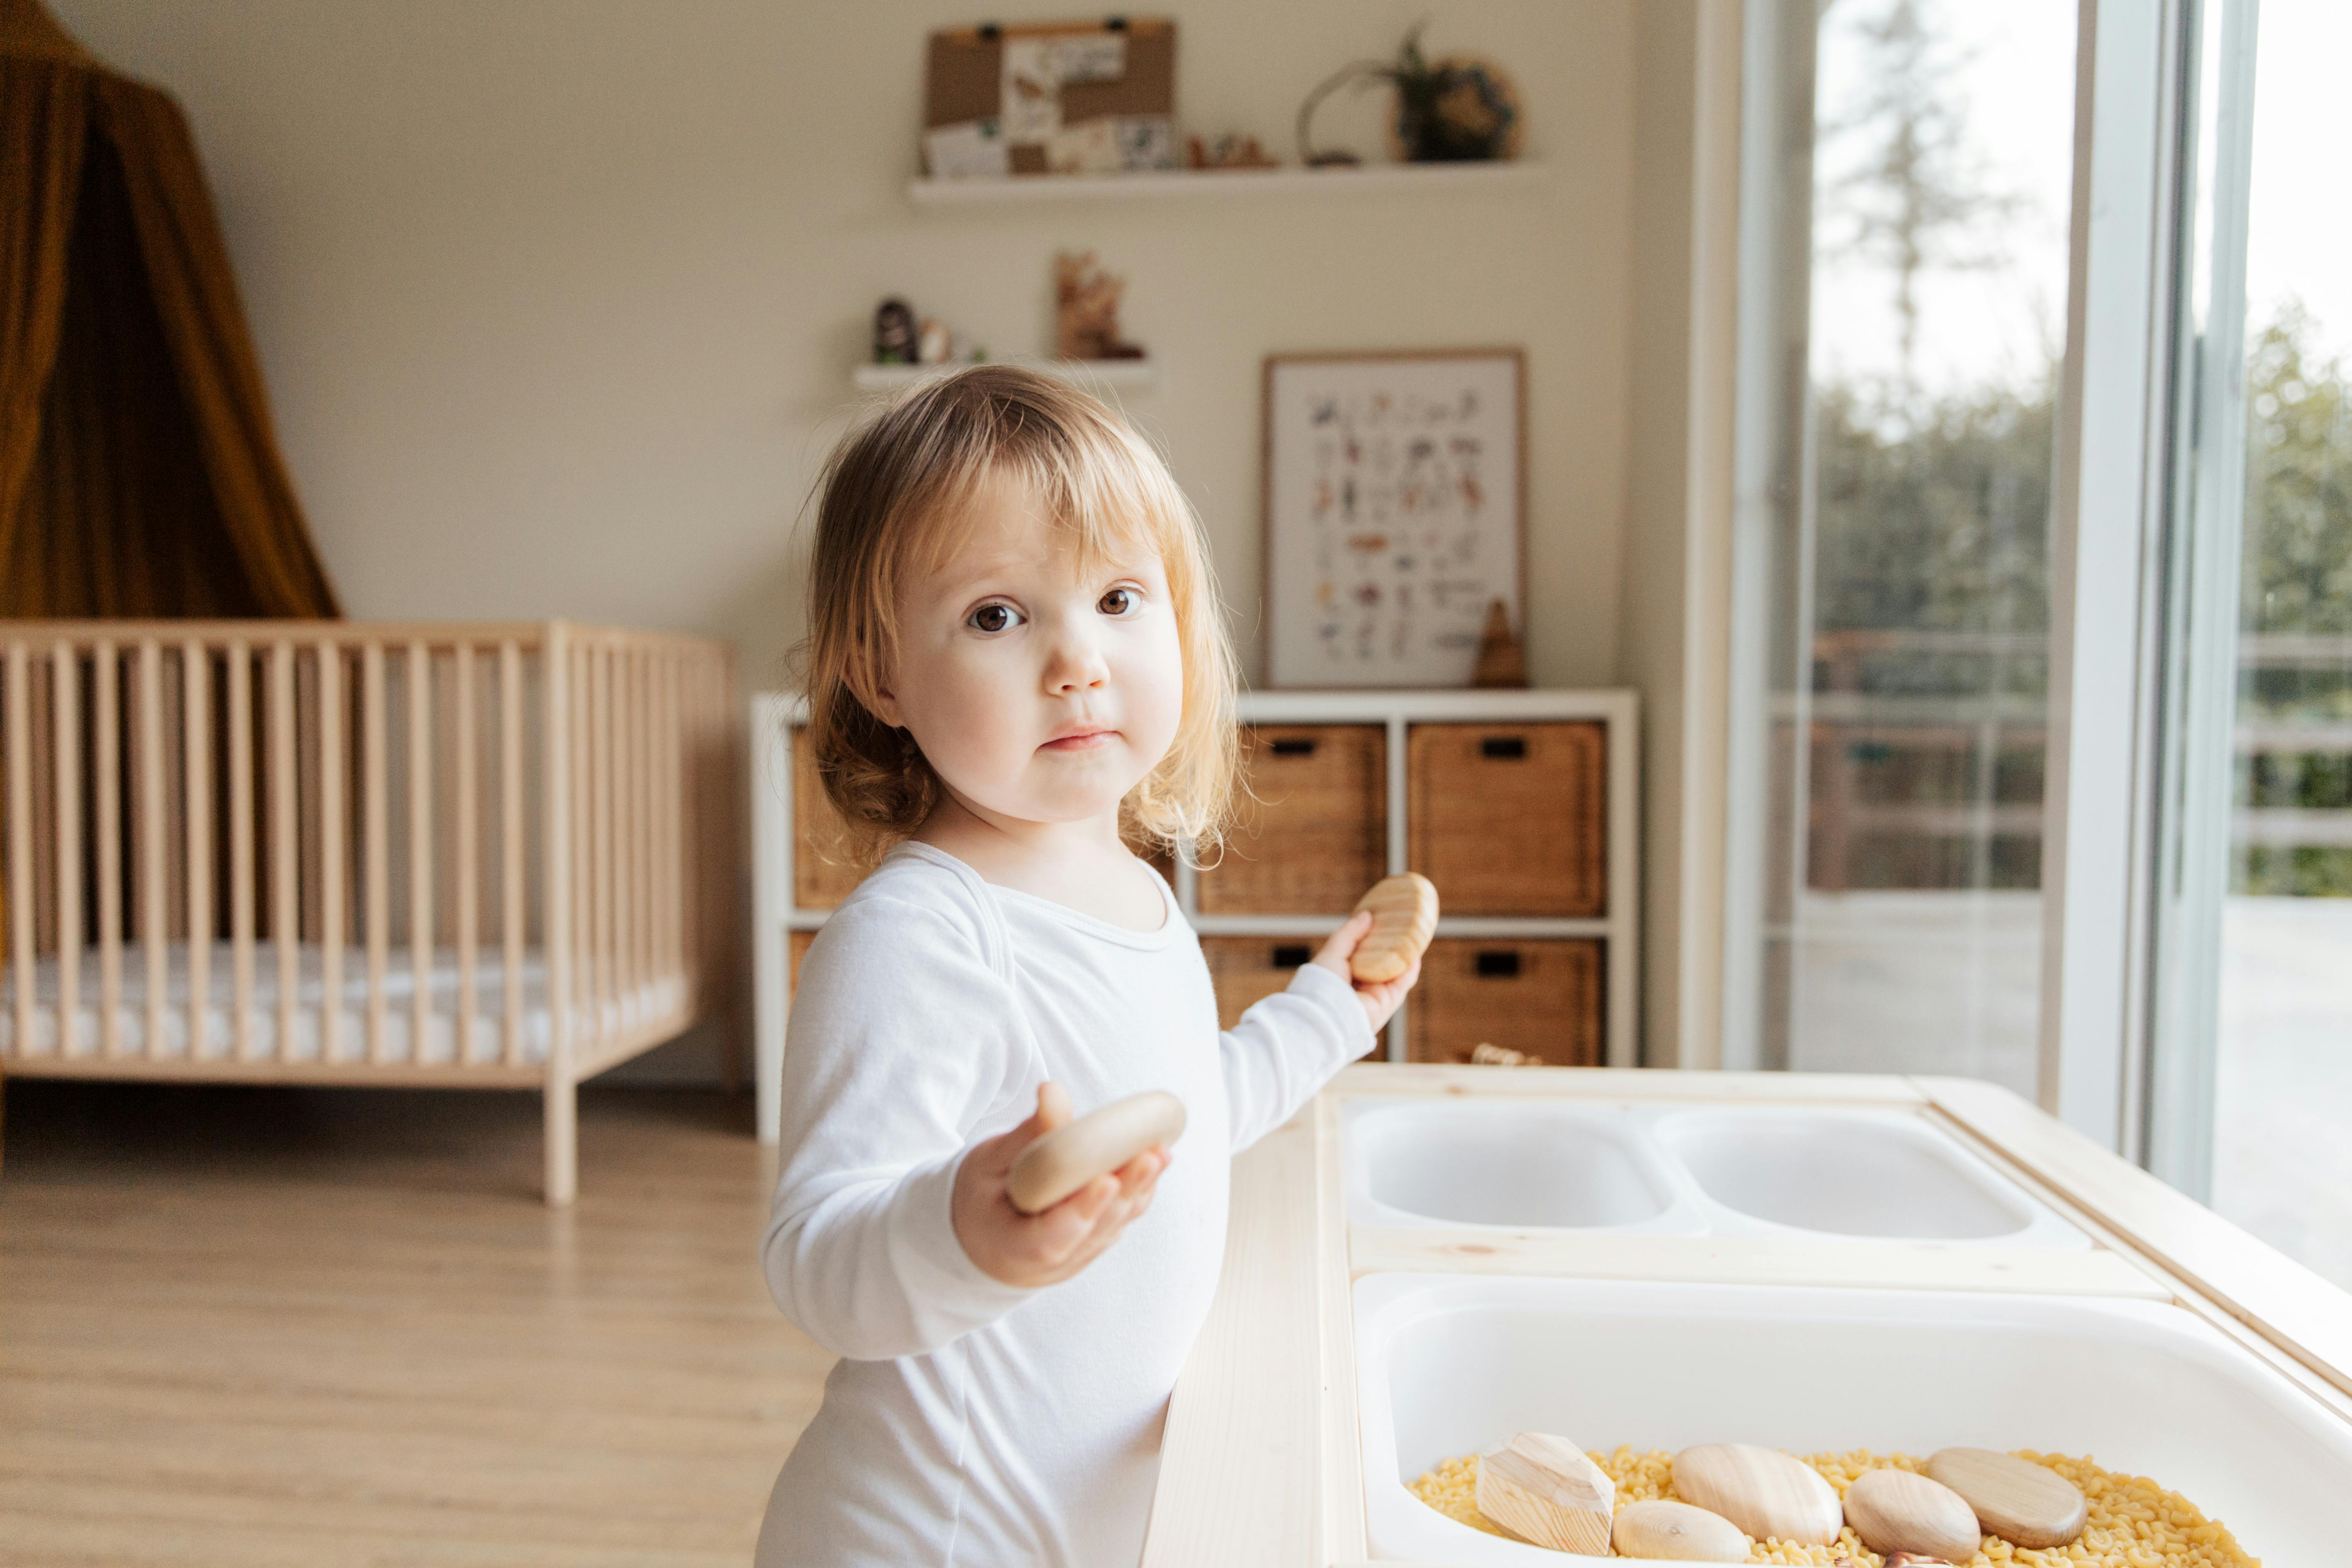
2242, 302, 2352, 638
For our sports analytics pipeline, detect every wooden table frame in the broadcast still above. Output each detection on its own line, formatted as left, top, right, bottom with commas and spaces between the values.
1139, 1065, 2352, 1567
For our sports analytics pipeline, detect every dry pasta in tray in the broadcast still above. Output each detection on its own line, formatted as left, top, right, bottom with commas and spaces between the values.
1407, 1446, 2259, 1568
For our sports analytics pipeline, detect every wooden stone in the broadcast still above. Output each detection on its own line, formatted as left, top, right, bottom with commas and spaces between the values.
1006, 1091, 1186, 1214
1670, 1444, 1843, 1547
1843, 1468, 1983, 1562
1610, 1498, 1751, 1561
1925, 1448, 2087, 1549
1349, 872, 1439, 983
1474, 1431, 1615, 1554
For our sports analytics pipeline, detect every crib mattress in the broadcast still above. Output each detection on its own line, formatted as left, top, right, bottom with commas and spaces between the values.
0, 944, 681, 1067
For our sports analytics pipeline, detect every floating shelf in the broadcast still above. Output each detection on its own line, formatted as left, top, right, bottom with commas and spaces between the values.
905, 159, 1546, 206
852, 358, 1157, 390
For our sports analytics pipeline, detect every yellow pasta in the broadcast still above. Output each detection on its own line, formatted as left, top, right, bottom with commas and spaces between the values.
1404, 1447, 2259, 1567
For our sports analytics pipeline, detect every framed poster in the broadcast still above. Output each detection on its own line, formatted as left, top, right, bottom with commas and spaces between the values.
1262, 348, 1525, 689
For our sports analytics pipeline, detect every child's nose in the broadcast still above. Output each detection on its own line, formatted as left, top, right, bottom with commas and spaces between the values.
1041, 617, 1110, 693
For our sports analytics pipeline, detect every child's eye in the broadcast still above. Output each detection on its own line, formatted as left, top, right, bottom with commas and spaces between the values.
1098, 587, 1142, 617
968, 602, 1023, 634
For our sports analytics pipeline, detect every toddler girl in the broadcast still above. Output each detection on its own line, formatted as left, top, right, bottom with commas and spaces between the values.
756, 367, 1418, 1567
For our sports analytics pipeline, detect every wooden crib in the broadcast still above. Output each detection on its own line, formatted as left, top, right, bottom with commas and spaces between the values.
0, 620, 739, 1204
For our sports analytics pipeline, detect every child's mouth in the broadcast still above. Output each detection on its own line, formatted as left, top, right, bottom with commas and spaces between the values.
1040, 729, 1116, 752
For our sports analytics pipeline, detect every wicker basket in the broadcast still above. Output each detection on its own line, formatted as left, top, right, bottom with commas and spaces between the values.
1407, 938, 1603, 1066
1198, 724, 1386, 914
1408, 722, 1606, 917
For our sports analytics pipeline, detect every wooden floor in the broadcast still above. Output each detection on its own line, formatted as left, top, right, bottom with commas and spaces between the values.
0, 1080, 834, 1567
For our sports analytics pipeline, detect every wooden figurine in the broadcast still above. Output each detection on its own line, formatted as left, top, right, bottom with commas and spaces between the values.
1054, 251, 1146, 361
916, 317, 952, 366
1475, 1432, 1615, 1554
1470, 598, 1526, 687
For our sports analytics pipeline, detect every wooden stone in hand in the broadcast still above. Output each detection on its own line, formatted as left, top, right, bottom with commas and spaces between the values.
1610, 1498, 1752, 1561
1349, 873, 1439, 983
1925, 1448, 2087, 1549
1474, 1431, 1615, 1554
1006, 1091, 1186, 1215
1842, 1468, 1984, 1563
1669, 1444, 1843, 1547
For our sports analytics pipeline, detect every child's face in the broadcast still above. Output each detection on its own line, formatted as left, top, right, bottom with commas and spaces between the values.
873, 474, 1184, 833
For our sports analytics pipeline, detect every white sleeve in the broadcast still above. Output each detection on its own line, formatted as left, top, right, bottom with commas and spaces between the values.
760, 894, 1036, 1361
1217, 961, 1374, 1153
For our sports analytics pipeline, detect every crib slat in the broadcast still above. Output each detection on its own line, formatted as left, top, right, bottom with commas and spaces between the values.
617, 647, 636, 1012
51, 643, 80, 1058
543, 624, 576, 1204
7, 643, 32, 1062
229, 641, 255, 1061
576, 646, 593, 1044
184, 640, 212, 1060
320, 639, 345, 1064
362, 641, 387, 1063
455, 642, 477, 1066
595, 645, 615, 1044
95, 641, 122, 1056
407, 641, 432, 1066
137, 640, 165, 1061
270, 642, 297, 1063
500, 641, 524, 1068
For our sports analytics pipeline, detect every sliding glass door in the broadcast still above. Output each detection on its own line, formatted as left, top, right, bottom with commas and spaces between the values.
2153, 0, 2352, 1289
1731, 0, 2351, 1290
1727, 0, 2079, 1089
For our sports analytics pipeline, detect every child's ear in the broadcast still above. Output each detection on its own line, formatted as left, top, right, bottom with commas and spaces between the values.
847, 650, 904, 729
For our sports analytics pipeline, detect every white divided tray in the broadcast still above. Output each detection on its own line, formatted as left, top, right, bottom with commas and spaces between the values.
1344, 1101, 2088, 1248
1355, 1273, 2352, 1565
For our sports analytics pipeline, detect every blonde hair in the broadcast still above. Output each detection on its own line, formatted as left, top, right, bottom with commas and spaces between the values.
795, 365, 1239, 864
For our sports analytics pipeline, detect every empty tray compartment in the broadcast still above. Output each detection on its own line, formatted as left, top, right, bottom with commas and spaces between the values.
1654, 1107, 2087, 1246
1356, 1273, 2352, 1565
1345, 1102, 1695, 1232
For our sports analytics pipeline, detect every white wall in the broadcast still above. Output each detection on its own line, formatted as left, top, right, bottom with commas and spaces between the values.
54, 0, 1649, 1073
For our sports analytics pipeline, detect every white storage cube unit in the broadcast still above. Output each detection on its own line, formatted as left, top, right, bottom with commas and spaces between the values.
1356, 1273, 2352, 1566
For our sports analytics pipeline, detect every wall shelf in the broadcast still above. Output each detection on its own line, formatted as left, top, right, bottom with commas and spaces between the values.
852, 358, 1156, 390
905, 159, 1547, 207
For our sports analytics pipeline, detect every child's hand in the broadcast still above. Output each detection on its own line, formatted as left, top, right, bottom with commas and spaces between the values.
1308, 910, 1421, 1036
951, 1083, 1173, 1289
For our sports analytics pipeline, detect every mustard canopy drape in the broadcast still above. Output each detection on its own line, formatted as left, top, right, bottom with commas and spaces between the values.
0, 0, 338, 617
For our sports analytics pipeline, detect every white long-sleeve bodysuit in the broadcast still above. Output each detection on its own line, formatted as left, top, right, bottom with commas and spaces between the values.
754, 842, 1371, 1568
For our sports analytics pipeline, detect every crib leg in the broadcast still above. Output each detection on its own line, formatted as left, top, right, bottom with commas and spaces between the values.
543, 1073, 577, 1207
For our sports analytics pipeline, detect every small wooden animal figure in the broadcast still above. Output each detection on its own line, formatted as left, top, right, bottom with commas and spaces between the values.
1348, 873, 1438, 983
873, 298, 918, 364
1054, 251, 1145, 361
1470, 598, 1526, 687
1474, 1432, 1614, 1554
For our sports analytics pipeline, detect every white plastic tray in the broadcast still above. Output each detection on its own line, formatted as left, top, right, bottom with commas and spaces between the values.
1355, 1273, 2352, 1564
1344, 1100, 2088, 1248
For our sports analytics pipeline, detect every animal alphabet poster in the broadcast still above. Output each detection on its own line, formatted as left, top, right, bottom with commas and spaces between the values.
1263, 349, 1525, 688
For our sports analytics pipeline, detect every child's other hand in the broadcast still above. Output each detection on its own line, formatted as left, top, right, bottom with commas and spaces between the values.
951, 1082, 1172, 1290
1309, 910, 1420, 1036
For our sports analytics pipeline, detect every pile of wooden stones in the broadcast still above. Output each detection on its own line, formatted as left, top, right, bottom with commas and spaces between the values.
1478, 1434, 2087, 1561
